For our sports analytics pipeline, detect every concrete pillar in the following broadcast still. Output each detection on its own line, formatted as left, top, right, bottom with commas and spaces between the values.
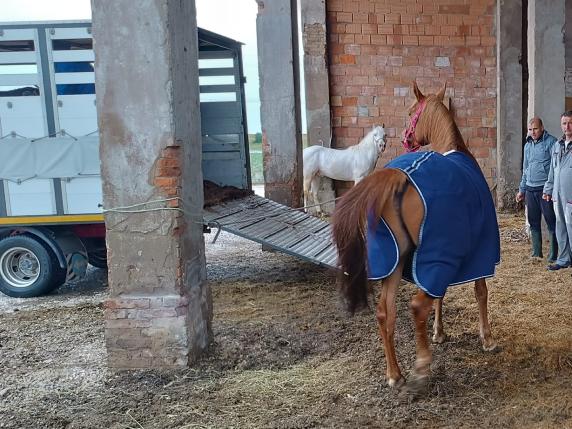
496, 0, 523, 210
565, 4, 572, 104
92, 0, 212, 368
528, 0, 566, 136
301, 0, 335, 214
256, 0, 303, 207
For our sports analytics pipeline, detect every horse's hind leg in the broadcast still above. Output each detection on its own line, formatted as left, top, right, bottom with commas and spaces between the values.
408, 290, 434, 395
303, 174, 312, 210
475, 279, 497, 351
309, 176, 322, 215
376, 261, 405, 388
432, 298, 446, 344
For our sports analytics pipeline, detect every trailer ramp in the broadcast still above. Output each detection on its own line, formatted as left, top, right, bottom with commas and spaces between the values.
204, 195, 337, 269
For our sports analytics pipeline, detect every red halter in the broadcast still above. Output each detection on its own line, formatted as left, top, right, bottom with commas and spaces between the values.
402, 100, 427, 152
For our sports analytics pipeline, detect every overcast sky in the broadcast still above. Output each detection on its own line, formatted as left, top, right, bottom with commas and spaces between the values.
196, 0, 262, 133
0, 0, 270, 132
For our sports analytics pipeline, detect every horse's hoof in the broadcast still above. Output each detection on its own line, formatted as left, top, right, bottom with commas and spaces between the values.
432, 332, 447, 344
387, 376, 406, 390
405, 374, 429, 399
482, 340, 499, 352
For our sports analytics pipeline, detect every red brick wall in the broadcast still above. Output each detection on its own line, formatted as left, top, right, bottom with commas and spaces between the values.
326, 0, 497, 185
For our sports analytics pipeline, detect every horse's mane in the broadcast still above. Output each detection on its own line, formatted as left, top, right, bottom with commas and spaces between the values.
420, 96, 477, 163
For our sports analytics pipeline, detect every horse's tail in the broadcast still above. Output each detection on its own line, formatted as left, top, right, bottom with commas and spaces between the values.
332, 168, 408, 313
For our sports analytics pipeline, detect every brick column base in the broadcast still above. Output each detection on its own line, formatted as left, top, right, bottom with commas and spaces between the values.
104, 294, 192, 368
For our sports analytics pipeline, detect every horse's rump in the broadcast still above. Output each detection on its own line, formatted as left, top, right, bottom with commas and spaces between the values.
332, 168, 410, 312
366, 151, 500, 297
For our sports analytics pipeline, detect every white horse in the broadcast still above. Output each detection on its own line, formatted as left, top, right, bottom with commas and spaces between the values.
303, 125, 387, 214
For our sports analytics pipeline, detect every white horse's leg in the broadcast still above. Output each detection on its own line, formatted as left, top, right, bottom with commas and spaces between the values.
303, 173, 313, 211
310, 176, 322, 215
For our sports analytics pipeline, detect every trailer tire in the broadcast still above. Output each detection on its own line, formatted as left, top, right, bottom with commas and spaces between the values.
0, 235, 66, 298
88, 251, 107, 269
82, 238, 107, 269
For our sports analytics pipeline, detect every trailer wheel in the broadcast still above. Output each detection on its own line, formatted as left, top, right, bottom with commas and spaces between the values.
0, 235, 65, 298
82, 238, 107, 269
88, 250, 107, 269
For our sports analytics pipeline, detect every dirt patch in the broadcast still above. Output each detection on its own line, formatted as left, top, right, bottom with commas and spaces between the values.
0, 213, 570, 428
203, 180, 254, 208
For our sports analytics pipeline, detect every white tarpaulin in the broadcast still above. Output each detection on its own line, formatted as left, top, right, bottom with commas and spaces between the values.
0, 137, 100, 180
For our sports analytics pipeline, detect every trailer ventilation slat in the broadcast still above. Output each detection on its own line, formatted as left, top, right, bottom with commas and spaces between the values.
204, 195, 338, 270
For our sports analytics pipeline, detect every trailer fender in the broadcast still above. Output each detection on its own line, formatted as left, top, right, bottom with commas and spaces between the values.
0, 226, 67, 270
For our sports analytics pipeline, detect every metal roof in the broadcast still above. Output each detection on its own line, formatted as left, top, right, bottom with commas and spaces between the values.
203, 195, 338, 269
198, 27, 243, 50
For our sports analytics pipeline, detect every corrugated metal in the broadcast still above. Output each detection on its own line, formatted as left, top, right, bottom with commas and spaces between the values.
204, 195, 338, 269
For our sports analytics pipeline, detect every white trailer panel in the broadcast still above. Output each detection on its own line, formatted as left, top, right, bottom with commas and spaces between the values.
62, 177, 103, 214
0, 28, 37, 41
1, 21, 99, 222
0, 96, 47, 137
56, 95, 97, 135
51, 51, 94, 63
54, 72, 95, 85
0, 74, 40, 86
48, 26, 92, 40
6, 179, 55, 216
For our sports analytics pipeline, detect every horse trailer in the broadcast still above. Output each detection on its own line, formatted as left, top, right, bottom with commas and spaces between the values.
0, 20, 335, 298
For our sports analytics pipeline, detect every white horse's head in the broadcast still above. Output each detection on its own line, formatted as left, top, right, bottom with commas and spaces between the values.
371, 124, 387, 155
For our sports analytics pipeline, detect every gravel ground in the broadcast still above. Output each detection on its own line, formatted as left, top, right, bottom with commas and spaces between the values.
0, 213, 570, 429
0, 266, 108, 313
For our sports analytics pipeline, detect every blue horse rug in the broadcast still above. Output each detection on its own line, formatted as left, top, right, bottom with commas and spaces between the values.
366, 151, 500, 298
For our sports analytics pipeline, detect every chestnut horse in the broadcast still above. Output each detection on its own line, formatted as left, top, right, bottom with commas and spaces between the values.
332, 82, 500, 395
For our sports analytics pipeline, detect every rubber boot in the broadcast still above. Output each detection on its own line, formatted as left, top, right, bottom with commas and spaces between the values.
530, 230, 543, 258
547, 232, 558, 263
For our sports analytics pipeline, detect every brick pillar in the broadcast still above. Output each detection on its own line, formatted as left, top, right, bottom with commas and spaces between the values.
257, 0, 303, 207
301, 0, 335, 214
496, 0, 523, 210
92, 0, 212, 369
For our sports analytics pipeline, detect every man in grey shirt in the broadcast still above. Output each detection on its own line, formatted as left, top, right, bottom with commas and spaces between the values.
543, 111, 572, 272
516, 117, 557, 262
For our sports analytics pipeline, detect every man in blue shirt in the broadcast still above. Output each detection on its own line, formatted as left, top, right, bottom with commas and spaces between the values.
516, 117, 557, 262
543, 111, 572, 272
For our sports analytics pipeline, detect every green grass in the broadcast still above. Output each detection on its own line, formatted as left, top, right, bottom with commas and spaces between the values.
249, 149, 264, 184
247, 134, 307, 185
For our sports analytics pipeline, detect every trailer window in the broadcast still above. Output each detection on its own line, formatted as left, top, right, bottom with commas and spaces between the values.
198, 58, 237, 102
54, 62, 94, 73
0, 40, 35, 52
52, 39, 93, 51
0, 85, 40, 97
56, 83, 95, 95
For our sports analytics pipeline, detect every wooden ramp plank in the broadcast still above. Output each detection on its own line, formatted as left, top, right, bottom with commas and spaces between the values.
204, 195, 338, 269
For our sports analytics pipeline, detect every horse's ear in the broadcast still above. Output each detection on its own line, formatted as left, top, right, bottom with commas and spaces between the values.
412, 81, 424, 101
436, 82, 446, 102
